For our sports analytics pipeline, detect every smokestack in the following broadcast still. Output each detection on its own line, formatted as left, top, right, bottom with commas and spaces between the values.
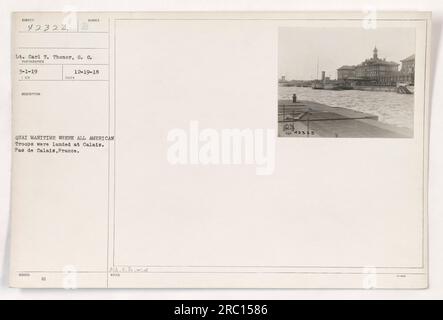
321, 71, 326, 81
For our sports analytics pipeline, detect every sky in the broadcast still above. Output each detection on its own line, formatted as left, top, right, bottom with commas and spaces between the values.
278, 27, 415, 81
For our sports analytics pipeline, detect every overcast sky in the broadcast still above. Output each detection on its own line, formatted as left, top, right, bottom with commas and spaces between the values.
278, 27, 415, 81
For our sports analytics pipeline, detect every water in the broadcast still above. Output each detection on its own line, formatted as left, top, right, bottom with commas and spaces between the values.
279, 86, 414, 130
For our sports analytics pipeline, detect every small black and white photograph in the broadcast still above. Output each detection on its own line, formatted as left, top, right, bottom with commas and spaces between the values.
278, 27, 416, 138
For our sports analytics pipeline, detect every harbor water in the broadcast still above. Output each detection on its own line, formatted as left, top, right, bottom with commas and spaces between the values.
279, 86, 414, 130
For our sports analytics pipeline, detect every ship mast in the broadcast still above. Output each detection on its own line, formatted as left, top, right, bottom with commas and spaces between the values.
316, 56, 319, 80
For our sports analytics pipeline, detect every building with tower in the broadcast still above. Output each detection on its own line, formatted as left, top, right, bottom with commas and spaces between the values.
337, 47, 414, 86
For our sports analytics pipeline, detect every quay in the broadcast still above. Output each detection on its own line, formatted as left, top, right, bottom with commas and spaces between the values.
278, 99, 412, 138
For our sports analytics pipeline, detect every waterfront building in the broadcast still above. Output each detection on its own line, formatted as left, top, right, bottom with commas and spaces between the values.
337, 47, 415, 86
278, 75, 287, 83
401, 54, 415, 73
337, 65, 356, 80
399, 54, 415, 84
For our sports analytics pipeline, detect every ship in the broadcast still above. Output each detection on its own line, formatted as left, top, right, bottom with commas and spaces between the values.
311, 82, 353, 90
312, 82, 324, 89
311, 60, 353, 90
